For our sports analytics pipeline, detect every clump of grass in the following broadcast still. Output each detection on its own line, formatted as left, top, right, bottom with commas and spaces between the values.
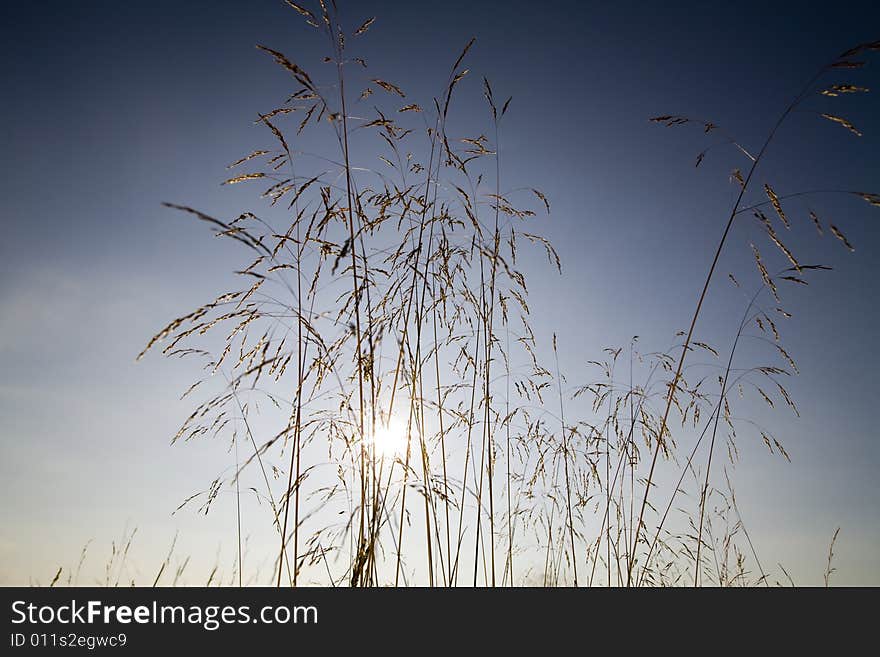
141, 1, 556, 587
632, 37, 880, 586
137, 2, 878, 586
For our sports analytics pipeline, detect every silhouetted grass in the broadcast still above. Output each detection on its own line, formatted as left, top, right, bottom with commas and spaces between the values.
126, 3, 880, 587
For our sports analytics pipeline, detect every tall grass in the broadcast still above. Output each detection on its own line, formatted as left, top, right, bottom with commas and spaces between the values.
132, 2, 880, 587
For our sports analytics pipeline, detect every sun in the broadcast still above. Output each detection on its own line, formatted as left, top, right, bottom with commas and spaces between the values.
372, 414, 410, 460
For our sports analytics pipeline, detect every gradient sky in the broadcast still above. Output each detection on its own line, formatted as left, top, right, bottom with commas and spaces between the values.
2, 0, 879, 585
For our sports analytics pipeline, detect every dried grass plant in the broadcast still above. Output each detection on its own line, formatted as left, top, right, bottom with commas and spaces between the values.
129, 2, 879, 586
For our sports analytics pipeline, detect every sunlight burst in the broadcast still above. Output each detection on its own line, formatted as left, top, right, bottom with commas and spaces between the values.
372, 414, 410, 460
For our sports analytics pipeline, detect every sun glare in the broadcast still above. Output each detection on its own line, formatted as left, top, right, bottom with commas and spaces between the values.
372, 414, 410, 459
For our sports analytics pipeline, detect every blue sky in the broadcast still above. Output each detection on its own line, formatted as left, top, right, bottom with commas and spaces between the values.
1, 0, 878, 585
